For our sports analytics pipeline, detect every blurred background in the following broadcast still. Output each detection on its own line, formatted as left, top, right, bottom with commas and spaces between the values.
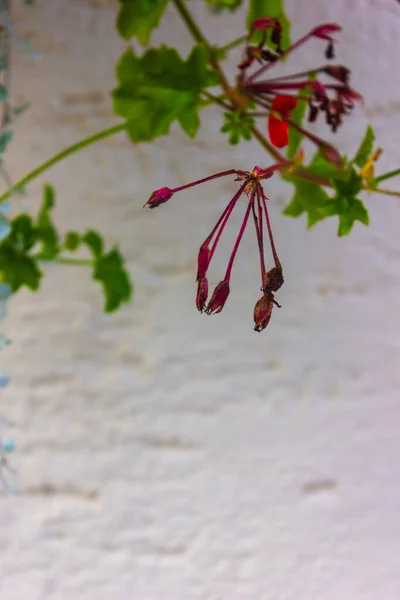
0, 0, 400, 598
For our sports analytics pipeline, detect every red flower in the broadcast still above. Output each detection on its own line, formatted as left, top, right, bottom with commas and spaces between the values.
145, 162, 289, 330
268, 95, 297, 148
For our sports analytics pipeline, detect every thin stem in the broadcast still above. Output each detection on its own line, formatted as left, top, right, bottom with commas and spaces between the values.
250, 127, 285, 162
209, 182, 248, 260
35, 256, 93, 267
373, 168, 400, 185
173, 169, 242, 194
0, 122, 128, 204
260, 190, 280, 267
252, 192, 266, 281
225, 189, 254, 280
373, 187, 400, 198
172, 0, 208, 45
247, 33, 311, 84
219, 34, 248, 54
201, 90, 233, 111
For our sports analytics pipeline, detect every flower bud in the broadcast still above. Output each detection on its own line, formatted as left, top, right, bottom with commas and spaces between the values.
196, 277, 209, 313
197, 244, 211, 279
319, 142, 342, 166
196, 277, 208, 312
251, 17, 277, 30
144, 187, 173, 209
262, 266, 284, 294
253, 295, 273, 332
205, 280, 230, 315
311, 23, 341, 41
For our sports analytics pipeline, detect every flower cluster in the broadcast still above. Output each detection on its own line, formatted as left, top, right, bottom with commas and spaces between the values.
237, 19, 362, 156
145, 162, 289, 331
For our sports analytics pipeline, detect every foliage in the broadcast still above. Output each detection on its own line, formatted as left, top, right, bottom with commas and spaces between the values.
0, 185, 132, 311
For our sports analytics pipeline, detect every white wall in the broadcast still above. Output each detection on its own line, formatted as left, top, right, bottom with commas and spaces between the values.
1, 0, 400, 598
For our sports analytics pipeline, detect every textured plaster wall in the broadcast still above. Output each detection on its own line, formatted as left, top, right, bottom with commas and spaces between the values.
0, 1, 400, 599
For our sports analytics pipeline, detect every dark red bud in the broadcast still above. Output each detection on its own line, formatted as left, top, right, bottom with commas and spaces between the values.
325, 40, 335, 59
196, 277, 209, 313
271, 26, 282, 52
251, 17, 277, 30
311, 23, 341, 41
197, 244, 211, 279
319, 143, 342, 166
261, 48, 279, 63
324, 65, 350, 84
262, 266, 284, 294
205, 280, 230, 315
253, 295, 273, 332
144, 187, 173, 209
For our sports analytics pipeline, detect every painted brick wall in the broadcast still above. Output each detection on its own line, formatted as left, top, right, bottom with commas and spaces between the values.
1, 1, 400, 598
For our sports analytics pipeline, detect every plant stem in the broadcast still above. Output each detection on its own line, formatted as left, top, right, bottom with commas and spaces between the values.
201, 90, 233, 110
373, 168, 400, 185
35, 256, 93, 267
219, 34, 248, 54
172, 0, 286, 166
172, 0, 208, 45
373, 187, 400, 198
0, 122, 128, 204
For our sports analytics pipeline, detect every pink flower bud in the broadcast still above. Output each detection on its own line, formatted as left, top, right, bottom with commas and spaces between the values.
144, 187, 173, 209
311, 23, 341, 41
205, 280, 230, 315
196, 277, 208, 313
251, 17, 278, 31
197, 244, 211, 279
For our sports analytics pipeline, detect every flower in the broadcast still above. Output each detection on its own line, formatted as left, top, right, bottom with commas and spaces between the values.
253, 294, 273, 332
268, 95, 297, 148
144, 187, 173, 209
145, 162, 289, 330
237, 19, 361, 153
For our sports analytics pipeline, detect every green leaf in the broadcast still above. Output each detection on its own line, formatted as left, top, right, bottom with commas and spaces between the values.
82, 229, 104, 258
220, 111, 254, 145
116, 0, 169, 45
323, 167, 369, 235
0, 247, 41, 291
35, 184, 60, 260
283, 179, 331, 228
336, 198, 369, 236
246, 0, 291, 50
0, 130, 12, 154
93, 247, 132, 313
353, 125, 375, 168
8, 214, 37, 252
64, 231, 81, 252
332, 167, 363, 197
113, 45, 218, 142
308, 150, 340, 181
204, 0, 243, 12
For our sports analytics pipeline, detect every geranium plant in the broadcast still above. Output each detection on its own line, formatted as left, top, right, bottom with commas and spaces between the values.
0, 0, 399, 486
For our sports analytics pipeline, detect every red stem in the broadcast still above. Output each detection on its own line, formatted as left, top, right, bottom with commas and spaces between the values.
173, 169, 244, 194
225, 189, 255, 281
260, 191, 280, 267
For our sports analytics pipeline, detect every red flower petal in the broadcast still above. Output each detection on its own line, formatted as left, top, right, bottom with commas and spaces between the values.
268, 95, 297, 148
268, 116, 289, 148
